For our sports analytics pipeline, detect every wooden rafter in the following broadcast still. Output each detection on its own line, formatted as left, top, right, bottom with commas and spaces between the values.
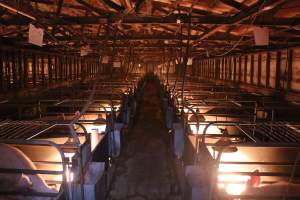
219, 0, 248, 11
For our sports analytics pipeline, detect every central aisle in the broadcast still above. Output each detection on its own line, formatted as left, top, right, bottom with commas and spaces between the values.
107, 81, 180, 200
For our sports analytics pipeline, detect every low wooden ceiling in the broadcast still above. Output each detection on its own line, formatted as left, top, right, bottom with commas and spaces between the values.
0, 0, 300, 62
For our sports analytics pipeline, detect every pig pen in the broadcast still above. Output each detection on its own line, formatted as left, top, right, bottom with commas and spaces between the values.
0, 120, 94, 200
185, 122, 300, 200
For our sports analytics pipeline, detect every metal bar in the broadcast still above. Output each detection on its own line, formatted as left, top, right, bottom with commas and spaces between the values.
233, 57, 236, 82
63, 56, 67, 82
12, 51, 18, 90
269, 122, 295, 142
9, 124, 48, 139
275, 51, 281, 89
275, 122, 300, 142
218, 171, 293, 177
225, 58, 228, 80
287, 49, 293, 90
23, 51, 28, 88
0, 191, 59, 197
0, 49, 3, 91
266, 52, 271, 87
225, 194, 300, 199
220, 161, 300, 166
235, 125, 258, 142
205, 142, 300, 148
18, 50, 23, 88
32, 54, 37, 86
5, 124, 40, 139
0, 168, 63, 175
54, 56, 58, 82
26, 124, 56, 140
40, 54, 46, 86
257, 53, 262, 85
238, 56, 242, 83
250, 54, 254, 84
76, 57, 80, 80
5, 51, 10, 89
244, 55, 248, 83
256, 124, 285, 142
48, 54, 52, 84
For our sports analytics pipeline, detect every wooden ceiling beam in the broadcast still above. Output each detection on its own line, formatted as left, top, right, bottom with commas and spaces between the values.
75, 0, 110, 17
99, 0, 125, 12
193, 0, 291, 46
4, 15, 299, 26
31, 0, 88, 11
43, 34, 291, 42
219, 0, 248, 11
29, 0, 53, 4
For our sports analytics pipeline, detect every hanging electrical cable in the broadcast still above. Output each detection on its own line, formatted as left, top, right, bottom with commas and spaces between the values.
166, 50, 171, 86
124, 45, 133, 80
211, 0, 268, 57
171, 17, 183, 95
180, 14, 191, 109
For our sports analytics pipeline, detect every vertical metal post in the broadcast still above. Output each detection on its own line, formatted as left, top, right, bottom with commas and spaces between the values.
23, 51, 28, 88
0, 49, 3, 91
287, 49, 293, 90
225, 57, 228, 80
229, 57, 232, 81
48, 55, 52, 84
17, 51, 23, 89
77, 57, 80, 80
215, 58, 219, 79
233, 57, 237, 82
266, 52, 271, 87
65, 56, 68, 81
12, 51, 18, 90
244, 55, 248, 83
5, 52, 11, 89
257, 54, 262, 86
221, 58, 224, 80
238, 56, 242, 83
75, 57, 78, 80
275, 51, 281, 89
60, 56, 63, 82
41, 54, 45, 85
32, 53, 37, 86
54, 55, 58, 82
250, 54, 254, 84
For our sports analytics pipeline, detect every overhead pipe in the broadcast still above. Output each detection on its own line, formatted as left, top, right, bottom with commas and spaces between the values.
0, 2, 36, 20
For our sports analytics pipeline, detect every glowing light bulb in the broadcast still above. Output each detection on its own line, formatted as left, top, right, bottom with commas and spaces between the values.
66, 166, 74, 182
217, 151, 250, 195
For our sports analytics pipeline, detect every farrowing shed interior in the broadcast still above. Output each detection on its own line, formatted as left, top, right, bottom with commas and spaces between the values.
0, 0, 300, 200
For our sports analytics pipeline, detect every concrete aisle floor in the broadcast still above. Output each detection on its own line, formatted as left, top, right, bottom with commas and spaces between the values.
107, 81, 181, 200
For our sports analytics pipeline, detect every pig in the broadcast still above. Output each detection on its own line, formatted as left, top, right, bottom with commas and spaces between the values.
0, 144, 57, 200
244, 182, 300, 198
242, 169, 300, 198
